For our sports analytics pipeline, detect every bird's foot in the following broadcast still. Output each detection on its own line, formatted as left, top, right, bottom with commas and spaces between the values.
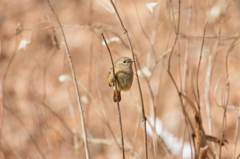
114, 96, 119, 102
113, 76, 117, 82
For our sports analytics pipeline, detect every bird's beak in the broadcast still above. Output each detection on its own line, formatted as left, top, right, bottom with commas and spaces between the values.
131, 60, 135, 62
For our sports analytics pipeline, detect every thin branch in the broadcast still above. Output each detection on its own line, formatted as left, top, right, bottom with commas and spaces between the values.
167, 0, 187, 124
147, 0, 162, 69
167, 0, 181, 97
205, 5, 231, 157
168, 0, 177, 33
182, 0, 192, 99
237, 154, 240, 159
219, 35, 240, 158
41, 102, 82, 139
95, 49, 122, 149
182, 7, 193, 157
232, 116, 240, 159
86, 0, 94, 127
41, 48, 56, 102
1, 35, 19, 128
43, 101, 141, 158
95, 0, 114, 13
166, 1, 198, 157
22, 24, 130, 49
22, 25, 240, 41
205, 17, 224, 159
132, 0, 157, 66
101, 32, 125, 159
219, 86, 228, 158
109, 1, 148, 158
146, 1, 163, 155
95, 46, 141, 159
3, 105, 47, 159
214, 76, 224, 107
179, 33, 237, 40
134, 55, 157, 159
196, 18, 208, 110
45, 0, 90, 158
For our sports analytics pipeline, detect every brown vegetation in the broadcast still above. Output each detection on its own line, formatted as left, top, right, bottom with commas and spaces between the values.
0, 0, 240, 158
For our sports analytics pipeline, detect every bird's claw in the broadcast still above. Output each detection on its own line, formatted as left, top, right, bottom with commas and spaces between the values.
113, 76, 117, 82
114, 96, 119, 102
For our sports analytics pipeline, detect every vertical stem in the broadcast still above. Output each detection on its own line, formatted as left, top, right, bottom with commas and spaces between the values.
1, 37, 18, 127
182, 0, 192, 99
101, 33, 125, 159
148, 2, 162, 156
147, 0, 162, 69
232, 116, 240, 159
109, 0, 148, 158
196, 18, 208, 110
205, 20, 223, 158
219, 39, 240, 158
45, 0, 90, 158
127, 30, 148, 159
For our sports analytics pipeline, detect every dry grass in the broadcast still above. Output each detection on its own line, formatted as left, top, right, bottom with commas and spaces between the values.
1, 0, 240, 158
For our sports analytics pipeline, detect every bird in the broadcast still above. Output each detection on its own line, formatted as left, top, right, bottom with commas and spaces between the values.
108, 57, 134, 102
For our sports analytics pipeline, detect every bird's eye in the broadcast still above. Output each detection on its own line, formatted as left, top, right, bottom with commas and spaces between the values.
123, 61, 126, 63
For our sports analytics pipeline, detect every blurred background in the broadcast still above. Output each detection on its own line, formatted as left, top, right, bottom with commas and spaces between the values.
0, 0, 240, 158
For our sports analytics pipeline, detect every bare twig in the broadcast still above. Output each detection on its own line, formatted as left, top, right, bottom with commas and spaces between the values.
237, 154, 240, 159
86, 0, 94, 127
1, 35, 19, 128
205, 18, 224, 159
167, 0, 190, 130
132, 0, 157, 67
147, 0, 162, 69
101, 32, 125, 159
166, 1, 217, 157
3, 105, 47, 159
95, 52, 122, 149
214, 76, 224, 107
168, 0, 177, 33
108, 1, 148, 158
205, 4, 231, 157
145, 1, 163, 156
42, 101, 136, 156
179, 33, 237, 40
0, 132, 23, 159
196, 18, 208, 110
146, 119, 172, 159
45, 0, 90, 158
41, 48, 56, 102
167, 0, 181, 99
86, 33, 94, 127
232, 115, 240, 159
166, 0, 197, 157
183, 0, 192, 99
22, 24, 130, 49
205, 53, 216, 156
22, 25, 240, 41
182, 7, 194, 157
41, 102, 84, 141
219, 87, 228, 158
134, 56, 161, 159
96, 50, 140, 159
95, 0, 114, 13
219, 35, 240, 158
127, 91, 172, 158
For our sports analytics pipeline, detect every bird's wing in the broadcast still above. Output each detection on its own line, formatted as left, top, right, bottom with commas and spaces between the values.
108, 66, 120, 87
108, 68, 112, 77
108, 67, 114, 87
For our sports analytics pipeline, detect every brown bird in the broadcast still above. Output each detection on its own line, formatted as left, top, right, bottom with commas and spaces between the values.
108, 57, 134, 102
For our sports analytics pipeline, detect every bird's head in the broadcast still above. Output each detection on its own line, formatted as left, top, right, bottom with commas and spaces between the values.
114, 57, 134, 68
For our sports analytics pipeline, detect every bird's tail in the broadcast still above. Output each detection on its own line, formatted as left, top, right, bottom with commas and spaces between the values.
113, 90, 121, 102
